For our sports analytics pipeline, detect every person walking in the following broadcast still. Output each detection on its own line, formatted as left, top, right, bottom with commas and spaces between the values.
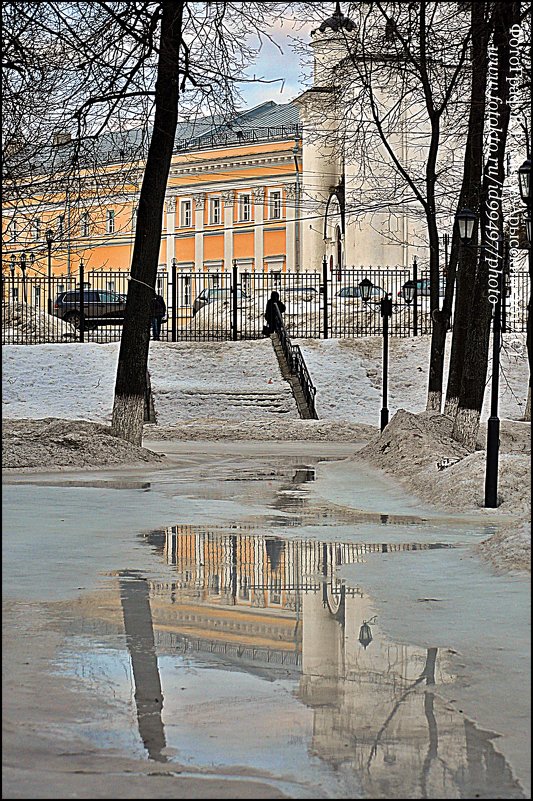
263, 290, 286, 335
151, 292, 166, 340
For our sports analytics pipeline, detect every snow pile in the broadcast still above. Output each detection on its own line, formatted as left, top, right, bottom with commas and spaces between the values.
2, 418, 163, 470
358, 409, 530, 514
478, 521, 531, 573
144, 419, 376, 442
358, 409, 530, 572
3, 302, 76, 344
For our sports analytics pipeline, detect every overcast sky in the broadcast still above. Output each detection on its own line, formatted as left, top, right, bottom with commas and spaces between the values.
238, 17, 314, 109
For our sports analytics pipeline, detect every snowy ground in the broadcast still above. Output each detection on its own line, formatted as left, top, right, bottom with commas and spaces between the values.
2, 333, 530, 571
2, 333, 529, 426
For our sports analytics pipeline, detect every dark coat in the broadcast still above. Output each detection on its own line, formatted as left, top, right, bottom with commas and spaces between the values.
264, 291, 286, 333
152, 294, 166, 318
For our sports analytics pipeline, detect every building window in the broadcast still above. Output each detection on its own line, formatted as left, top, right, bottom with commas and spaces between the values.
81, 212, 90, 237
269, 191, 282, 220
131, 204, 138, 230
32, 218, 41, 241
184, 274, 191, 306
57, 215, 64, 237
106, 209, 115, 234
209, 197, 221, 225
34, 286, 41, 307
11, 220, 18, 242
180, 199, 192, 227
239, 194, 251, 222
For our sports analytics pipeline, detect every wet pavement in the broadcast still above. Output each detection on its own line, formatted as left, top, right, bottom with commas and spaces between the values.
2, 442, 530, 799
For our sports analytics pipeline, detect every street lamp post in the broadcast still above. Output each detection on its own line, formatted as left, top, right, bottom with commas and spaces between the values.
360, 278, 393, 431
46, 228, 54, 314
10, 254, 16, 301
20, 251, 27, 303
456, 207, 502, 508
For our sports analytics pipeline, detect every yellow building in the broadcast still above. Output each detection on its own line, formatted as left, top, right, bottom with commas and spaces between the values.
2, 102, 302, 282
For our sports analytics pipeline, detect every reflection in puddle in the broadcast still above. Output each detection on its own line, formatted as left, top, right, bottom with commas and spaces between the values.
54, 525, 524, 798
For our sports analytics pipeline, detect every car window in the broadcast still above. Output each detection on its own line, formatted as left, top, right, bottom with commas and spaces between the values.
98, 291, 123, 303
62, 291, 99, 302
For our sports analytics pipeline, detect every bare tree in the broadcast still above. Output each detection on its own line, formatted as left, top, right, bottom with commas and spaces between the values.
295, 1, 472, 411
3, 1, 293, 443
451, 0, 522, 449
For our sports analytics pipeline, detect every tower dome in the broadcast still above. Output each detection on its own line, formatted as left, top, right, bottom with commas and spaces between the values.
313, 1, 355, 36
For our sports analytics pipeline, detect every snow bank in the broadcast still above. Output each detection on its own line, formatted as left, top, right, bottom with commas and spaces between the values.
3, 302, 76, 344
357, 409, 530, 572
2, 418, 163, 470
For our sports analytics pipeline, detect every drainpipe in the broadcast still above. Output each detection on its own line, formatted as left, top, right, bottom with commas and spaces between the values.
293, 143, 300, 274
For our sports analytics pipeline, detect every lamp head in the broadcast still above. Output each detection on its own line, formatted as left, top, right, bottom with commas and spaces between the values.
402, 280, 416, 304
518, 159, 531, 205
358, 277, 374, 303
456, 208, 477, 243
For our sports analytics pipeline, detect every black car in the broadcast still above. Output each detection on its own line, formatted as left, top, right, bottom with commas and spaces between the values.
53, 289, 127, 328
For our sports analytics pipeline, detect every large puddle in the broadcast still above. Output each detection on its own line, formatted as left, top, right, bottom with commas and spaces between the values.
2, 447, 529, 798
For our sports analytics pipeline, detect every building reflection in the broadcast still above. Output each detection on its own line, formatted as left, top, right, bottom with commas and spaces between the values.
117, 525, 523, 797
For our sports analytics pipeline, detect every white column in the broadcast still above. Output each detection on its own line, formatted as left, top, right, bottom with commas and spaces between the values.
194, 193, 205, 270
284, 183, 296, 272
165, 196, 176, 267
253, 187, 264, 272
223, 190, 234, 271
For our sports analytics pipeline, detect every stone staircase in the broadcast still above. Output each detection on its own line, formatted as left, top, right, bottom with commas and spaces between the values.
270, 333, 318, 420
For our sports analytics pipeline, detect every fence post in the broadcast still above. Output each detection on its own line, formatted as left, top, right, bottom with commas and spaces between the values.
412, 256, 418, 337
322, 255, 328, 339
171, 258, 177, 342
79, 259, 85, 343
232, 259, 238, 342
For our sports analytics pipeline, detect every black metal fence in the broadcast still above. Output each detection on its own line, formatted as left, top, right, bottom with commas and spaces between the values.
2, 263, 529, 345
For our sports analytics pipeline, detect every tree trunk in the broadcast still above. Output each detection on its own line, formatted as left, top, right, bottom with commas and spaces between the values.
111, 1, 183, 445
452, 1, 520, 449
444, 2, 489, 417
426, 206, 444, 411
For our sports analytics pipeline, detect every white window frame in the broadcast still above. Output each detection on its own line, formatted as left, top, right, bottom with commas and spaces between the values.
57, 215, 64, 237
32, 218, 41, 241
81, 212, 90, 237
239, 193, 251, 223
269, 190, 282, 220
131, 204, 138, 230
106, 209, 115, 234
180, 199, 192, 228
209, 196, 221, 225
12, 219, 18, 242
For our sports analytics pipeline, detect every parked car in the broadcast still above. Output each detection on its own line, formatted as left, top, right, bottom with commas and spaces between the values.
53, 289, 127, 328
192, 286, 249, 316
397, 277, 446, 299
335, 285, 386, 302
280, 286, 318, 303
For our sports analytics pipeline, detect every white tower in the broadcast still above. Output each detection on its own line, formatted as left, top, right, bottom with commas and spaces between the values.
294, 2, 355, 272
297, 2, 422, 273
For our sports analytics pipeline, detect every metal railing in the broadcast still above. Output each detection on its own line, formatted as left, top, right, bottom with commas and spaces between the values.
273, 304, 318, 419
2, 265, 529, 345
